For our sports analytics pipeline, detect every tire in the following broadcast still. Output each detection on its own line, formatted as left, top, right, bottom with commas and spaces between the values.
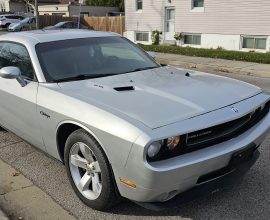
0, 126, 6, 131
64, 129, 120, 211
4, 23, 10, 28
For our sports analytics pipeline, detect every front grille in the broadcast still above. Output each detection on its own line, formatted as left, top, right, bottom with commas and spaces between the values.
184, 99, 270, 152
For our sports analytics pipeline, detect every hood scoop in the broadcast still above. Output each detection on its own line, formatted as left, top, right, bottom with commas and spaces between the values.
114, 86, 135, 92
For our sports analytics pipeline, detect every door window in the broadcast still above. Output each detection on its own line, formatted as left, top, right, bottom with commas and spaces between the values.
0, 42, 35, 80
165, 8, 175, 32
63, 22, 73, 28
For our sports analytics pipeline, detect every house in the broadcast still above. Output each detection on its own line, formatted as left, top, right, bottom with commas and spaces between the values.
0, 0, 63, 15
124, 0, 270, 52
0, 0, 27, 13
38, 4, 119, 17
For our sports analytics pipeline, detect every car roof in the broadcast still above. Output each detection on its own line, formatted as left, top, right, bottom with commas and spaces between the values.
0, 29, 119, 44
1, 14, 18, 17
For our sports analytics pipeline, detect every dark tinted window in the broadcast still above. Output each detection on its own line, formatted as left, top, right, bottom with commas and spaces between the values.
0, 42, 35, 80
63, 22, 73, 28
36, 36, 159, 82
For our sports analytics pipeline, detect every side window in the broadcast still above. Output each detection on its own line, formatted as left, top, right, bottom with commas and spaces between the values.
0, 42, 35, 80
62, 22, 72, 28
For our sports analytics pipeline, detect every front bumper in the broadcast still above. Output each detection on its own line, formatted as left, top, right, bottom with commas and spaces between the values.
135, 148, 260, 211
115, 109, 270, 203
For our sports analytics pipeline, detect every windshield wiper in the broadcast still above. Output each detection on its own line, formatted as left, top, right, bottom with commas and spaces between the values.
132, 66, 160, 72
54, 74, 118, 82
54, 66, 160, 82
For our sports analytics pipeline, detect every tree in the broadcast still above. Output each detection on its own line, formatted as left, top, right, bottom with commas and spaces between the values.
86, 0, 124, 11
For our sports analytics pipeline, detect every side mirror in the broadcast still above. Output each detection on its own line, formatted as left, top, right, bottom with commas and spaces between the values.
0, 66, 20, 79
0, 66, 27, 87
147, 51, 156, 60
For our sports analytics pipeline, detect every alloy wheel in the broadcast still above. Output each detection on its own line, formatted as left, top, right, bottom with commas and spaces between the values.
69, 142, 102, 200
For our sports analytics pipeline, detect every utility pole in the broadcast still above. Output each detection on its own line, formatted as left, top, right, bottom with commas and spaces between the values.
35, 0, 39, 29
78, 0, 83, 29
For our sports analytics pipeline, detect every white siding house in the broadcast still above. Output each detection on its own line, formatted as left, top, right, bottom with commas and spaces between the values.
124, 0, 270, 52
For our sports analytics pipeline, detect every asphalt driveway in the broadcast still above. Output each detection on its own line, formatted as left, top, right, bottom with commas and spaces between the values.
0, 72, 270, 220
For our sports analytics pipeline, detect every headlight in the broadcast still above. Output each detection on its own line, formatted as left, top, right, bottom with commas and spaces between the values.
147, 141, 162, 158
167, 136, 180, 150
147, 136, 182, 161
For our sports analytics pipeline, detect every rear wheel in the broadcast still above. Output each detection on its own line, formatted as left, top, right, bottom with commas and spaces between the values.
64, 129, 119, 211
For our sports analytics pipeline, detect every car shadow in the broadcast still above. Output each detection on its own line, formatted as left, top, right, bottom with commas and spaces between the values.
109, 190, 227, 217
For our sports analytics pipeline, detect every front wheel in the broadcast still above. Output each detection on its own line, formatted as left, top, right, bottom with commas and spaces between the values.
64, 129, 120, 211
0, 125, 6, 131
4, 23, 10, 28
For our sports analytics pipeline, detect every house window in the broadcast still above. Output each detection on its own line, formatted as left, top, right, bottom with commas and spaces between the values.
0, 4, 5, 12
136, 0, 143, 11
184, 34, 201, 45
136, 32, 149, 42
242, 37, 267, 50
193, 0, 204, 8
80, 12, 89, 17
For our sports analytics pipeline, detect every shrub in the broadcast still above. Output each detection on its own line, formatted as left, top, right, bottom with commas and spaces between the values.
139, 44, 270, 64
174, 32, 184, 41
151, 30, 162, 45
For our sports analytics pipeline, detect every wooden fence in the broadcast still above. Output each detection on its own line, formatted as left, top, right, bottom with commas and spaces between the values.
38, 15, 125, 35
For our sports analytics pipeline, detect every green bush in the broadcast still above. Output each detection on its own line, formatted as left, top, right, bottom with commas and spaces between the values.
138, 44, 270, 64
151, 30, 162, 45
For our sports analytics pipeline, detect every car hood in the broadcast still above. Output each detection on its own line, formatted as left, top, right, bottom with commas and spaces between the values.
9, 22, 24, 28
9, 23, 19, 28
58, 66, 261, 129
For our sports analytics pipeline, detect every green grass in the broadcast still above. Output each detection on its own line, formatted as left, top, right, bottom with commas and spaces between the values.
139, 44, 270, 64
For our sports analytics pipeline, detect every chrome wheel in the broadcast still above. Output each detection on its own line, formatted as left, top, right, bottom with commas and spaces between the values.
69, 142, 102, 200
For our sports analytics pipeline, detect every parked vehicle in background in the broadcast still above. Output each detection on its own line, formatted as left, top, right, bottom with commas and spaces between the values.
8, 17, 36, 32
0, 14, 23, 28
44, 21, 92, 30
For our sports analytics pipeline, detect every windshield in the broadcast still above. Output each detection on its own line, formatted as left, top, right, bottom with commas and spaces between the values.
55, 22, 66, 27
20, 17, 29, 23
36, 36, 160, 82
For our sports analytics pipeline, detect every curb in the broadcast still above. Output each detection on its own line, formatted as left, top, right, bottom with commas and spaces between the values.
0, 159, 75, 220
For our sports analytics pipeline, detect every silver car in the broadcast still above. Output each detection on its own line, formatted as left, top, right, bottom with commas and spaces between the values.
0, 30, 269, 211
8, 17, 36, 32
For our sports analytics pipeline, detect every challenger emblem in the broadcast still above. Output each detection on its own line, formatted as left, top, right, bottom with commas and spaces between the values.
40, 111, 50, 119
231, 106, 239, 113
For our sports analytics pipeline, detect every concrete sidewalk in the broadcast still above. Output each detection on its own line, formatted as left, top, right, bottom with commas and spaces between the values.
0, 159, 75, 220
155, 52, 270, 78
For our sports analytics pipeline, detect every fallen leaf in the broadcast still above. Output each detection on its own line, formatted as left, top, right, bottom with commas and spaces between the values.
11, 171, 20, 177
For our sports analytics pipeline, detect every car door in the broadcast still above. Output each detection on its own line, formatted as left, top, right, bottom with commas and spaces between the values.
0, 42, 44, 150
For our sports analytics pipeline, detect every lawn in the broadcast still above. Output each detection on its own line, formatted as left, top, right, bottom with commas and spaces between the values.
139, 44, 270, 64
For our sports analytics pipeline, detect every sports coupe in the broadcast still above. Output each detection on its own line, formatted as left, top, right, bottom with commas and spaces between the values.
0, 30, 269, 211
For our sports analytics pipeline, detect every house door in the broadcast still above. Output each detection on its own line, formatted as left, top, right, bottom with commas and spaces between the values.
164, 7, 175, 41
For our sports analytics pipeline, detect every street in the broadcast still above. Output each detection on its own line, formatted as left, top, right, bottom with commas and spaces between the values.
1, 71, 270, 220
